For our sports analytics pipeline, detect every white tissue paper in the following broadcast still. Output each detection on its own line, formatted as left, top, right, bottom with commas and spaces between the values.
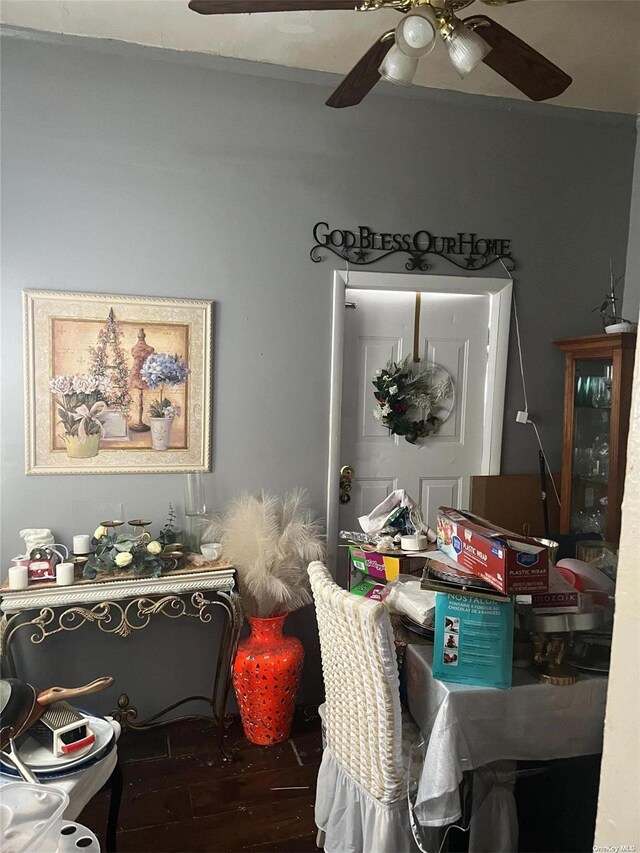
20, 527, 55, 555
385, 579, 436, 626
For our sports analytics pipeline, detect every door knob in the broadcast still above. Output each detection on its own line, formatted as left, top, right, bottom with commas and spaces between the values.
339, 465, 354, 505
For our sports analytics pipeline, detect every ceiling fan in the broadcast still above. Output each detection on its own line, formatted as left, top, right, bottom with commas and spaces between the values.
187, 0, 572, 108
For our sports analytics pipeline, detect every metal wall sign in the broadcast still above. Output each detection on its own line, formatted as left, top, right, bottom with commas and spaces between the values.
310, 222, 515, 272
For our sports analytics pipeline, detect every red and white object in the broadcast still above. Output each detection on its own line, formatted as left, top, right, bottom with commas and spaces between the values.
28, 702, 96, 759
27, 559, 56, 582
555, 558, 614, 608
436, 507, 549, 595
556, 558, 615, 593
532, 567, 593, 614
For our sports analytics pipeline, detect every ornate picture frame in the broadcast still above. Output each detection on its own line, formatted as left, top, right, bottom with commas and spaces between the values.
23, 290, 213, 474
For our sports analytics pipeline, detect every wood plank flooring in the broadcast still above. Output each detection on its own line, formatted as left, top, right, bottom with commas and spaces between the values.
77, 711, 600, 853
78, 710, 323, 853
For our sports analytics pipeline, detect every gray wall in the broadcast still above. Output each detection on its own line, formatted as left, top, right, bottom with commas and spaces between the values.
1, 30, 636, 714
623, 117, 640, 323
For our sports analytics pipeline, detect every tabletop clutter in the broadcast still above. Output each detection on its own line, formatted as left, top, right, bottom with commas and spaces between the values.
342, 490, 615, 689
1, 511, 225, 849
6, 512, 224, 592
0, 673, 119, 853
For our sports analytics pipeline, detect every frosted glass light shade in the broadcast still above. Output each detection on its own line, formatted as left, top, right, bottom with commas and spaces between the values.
395, 8, 438, 58
379, 44, 419, 86
445, 23, 491, 77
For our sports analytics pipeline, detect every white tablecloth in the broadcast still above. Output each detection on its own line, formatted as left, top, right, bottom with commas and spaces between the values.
403, 645, 608, 850
0, 719, 120, 820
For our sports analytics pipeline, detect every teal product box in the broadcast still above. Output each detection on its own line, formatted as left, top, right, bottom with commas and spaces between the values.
432, 592, 514, 689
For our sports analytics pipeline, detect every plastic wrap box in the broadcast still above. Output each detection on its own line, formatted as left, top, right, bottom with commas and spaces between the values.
436, 507, 549, 595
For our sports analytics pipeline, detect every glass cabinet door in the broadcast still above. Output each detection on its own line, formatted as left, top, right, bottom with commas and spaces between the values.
570, 357, 613, 536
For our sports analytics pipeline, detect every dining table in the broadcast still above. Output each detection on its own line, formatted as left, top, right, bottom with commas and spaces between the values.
401, 644, 608, 852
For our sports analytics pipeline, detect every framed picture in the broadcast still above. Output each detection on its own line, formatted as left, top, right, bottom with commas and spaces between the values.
23, 290, 213, 474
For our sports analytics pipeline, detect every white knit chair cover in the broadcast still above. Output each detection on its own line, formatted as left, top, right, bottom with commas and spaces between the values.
308, 560, 406, 804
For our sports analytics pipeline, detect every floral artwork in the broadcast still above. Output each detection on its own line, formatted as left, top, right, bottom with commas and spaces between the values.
24, 291, 212, 474
372, 357, 455, 445
141, 353, 190, 419
89, 308, 133, 414
49, 374, 107, 459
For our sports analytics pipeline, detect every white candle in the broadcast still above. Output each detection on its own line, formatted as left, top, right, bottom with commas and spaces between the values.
56, 562, 75, 586
73, 534, 92, 555
9, 565, 29, 590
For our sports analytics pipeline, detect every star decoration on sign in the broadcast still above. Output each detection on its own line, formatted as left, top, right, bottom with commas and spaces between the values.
355, 248, 368, 263
464, 255, 477, 269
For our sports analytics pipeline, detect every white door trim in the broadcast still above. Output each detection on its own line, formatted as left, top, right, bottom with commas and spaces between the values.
326, 269, 513, 570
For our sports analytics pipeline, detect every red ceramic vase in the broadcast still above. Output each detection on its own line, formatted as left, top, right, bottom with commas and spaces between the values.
232, 613, 304, 745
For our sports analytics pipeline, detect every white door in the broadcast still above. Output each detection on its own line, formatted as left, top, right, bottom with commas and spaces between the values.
339, 286, 492, 536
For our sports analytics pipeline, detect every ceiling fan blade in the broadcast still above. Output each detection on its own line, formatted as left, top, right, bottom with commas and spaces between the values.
326, 33, 394, 108
189, 1, 356, 13
465, 14, 571, 101
479, 1, 528, 6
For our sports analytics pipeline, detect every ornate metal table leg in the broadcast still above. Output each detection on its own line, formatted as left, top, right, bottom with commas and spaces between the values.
1, 612, 31, 678
211, 589, 242, 762
108, 588, 242, 764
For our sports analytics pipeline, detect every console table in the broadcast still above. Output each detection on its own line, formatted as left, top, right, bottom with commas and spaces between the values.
0, 560, 241, 759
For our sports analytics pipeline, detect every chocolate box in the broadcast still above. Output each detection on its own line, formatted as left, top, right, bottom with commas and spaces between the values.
436, 507, 549, 595
432, 591, 514, 689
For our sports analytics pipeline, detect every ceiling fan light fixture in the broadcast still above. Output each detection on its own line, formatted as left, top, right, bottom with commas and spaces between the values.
395, 7, 438, 58
443, 20, 492, 78
379, 44, 419, 86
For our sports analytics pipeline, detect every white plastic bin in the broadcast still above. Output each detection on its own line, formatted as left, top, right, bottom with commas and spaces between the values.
0, 783, 69, 853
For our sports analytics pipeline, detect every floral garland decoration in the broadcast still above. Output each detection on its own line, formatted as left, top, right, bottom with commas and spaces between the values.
84, 525, 185, 580
372, 357, 454, 445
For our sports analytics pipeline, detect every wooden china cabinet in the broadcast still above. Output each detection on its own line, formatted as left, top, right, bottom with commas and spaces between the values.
554, 332, 636, 544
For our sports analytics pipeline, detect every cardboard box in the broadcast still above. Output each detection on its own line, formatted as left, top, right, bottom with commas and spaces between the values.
350, 578, 386, 601
531, 591, 590, 614
348, 546, 425, 584
532, 566, 591, 614
436, 507, 549, 595
432, 591, 514, 689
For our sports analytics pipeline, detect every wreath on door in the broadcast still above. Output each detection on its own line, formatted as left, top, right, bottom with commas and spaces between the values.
372, 357, 455, 445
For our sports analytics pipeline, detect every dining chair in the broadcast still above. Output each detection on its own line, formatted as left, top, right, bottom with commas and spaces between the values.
307, 561, 422, 853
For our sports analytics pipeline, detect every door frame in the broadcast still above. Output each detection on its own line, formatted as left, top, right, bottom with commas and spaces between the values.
326, 269, 513, 569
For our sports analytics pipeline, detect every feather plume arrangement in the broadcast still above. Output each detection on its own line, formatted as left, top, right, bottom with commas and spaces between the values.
202, 490, 325, 618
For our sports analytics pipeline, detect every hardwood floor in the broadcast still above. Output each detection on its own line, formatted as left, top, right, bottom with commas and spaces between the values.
78, 710, 323, 853
78, 711, 601, 853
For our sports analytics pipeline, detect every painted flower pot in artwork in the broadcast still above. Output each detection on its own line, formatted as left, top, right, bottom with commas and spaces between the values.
149, 417, 173, 451
232, 613, 304, 745
65, 433, 101, 459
